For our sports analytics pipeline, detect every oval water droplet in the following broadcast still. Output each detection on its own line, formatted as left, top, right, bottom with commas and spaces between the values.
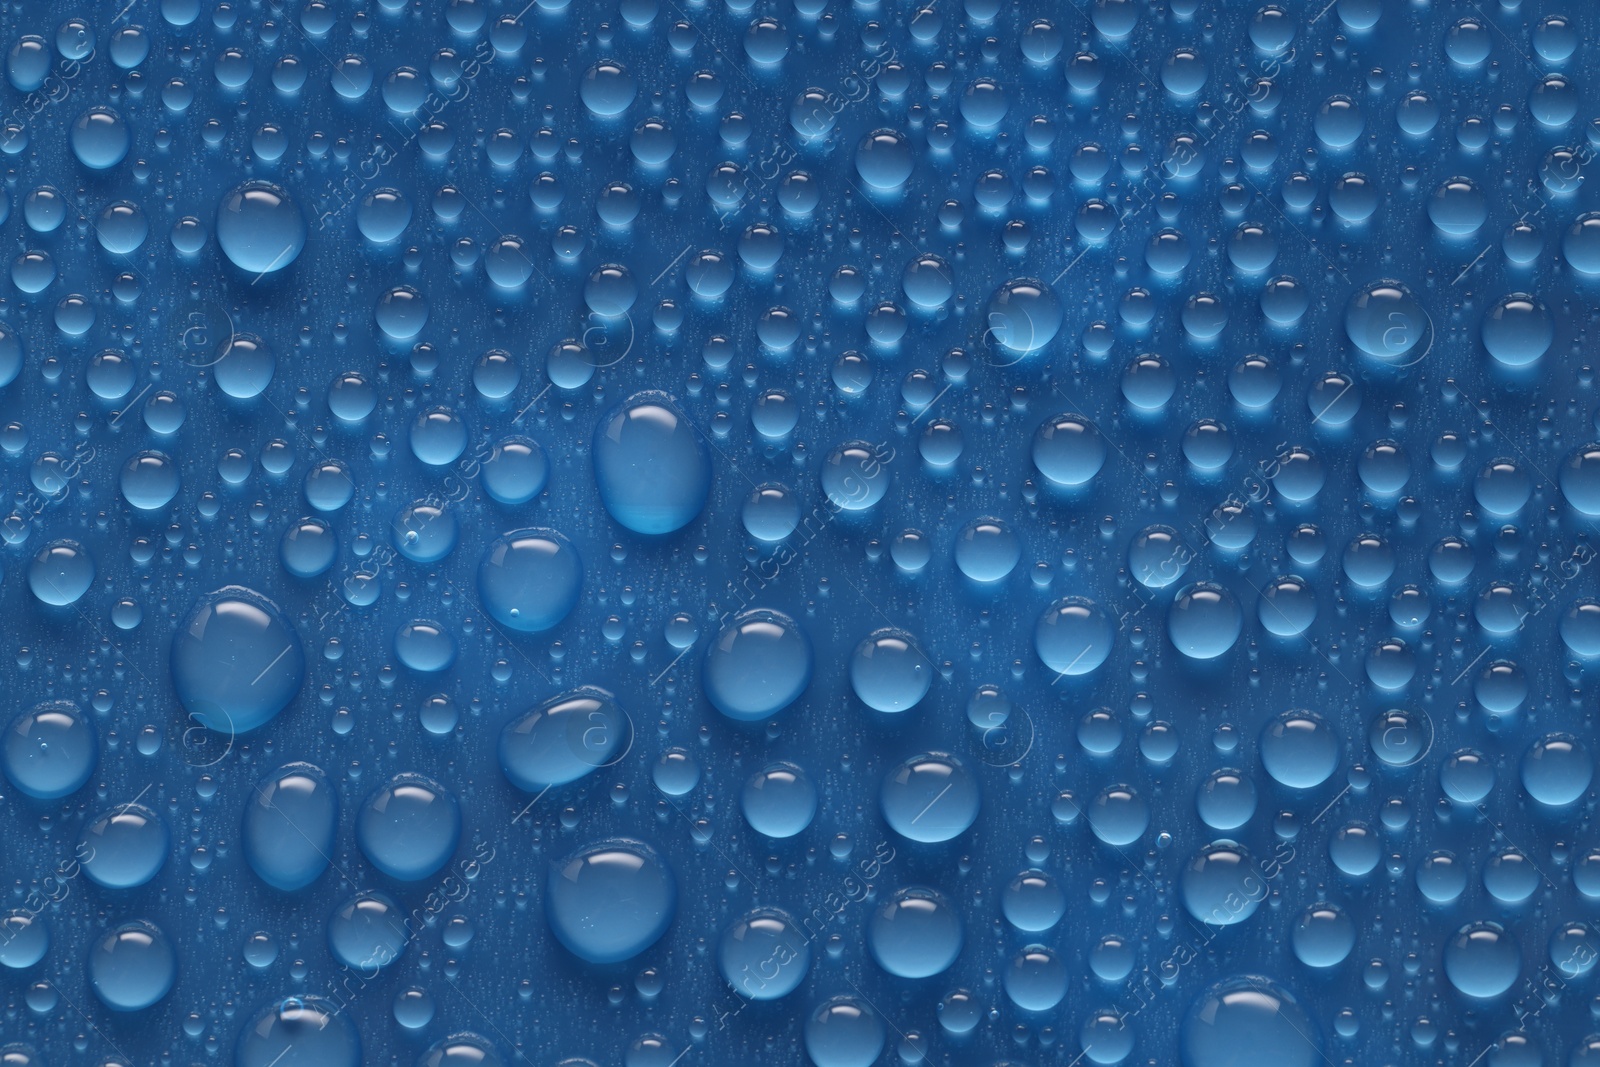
171, 585, 305, 735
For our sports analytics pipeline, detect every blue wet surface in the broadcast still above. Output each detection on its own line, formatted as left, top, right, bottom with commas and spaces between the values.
3, 0, 1600, 1065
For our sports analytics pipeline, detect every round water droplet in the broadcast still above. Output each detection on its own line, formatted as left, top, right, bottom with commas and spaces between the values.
171, 586, 305, 734
1444, 922, 1519, 998
1197, 769, 1257, 832
1368, 709, 1428, 766
70, 106, 130, 169
855, 129, 913, 191
1560, 446, 1600, 517
119, 449, 181, 509
478, 528, 582, 632
1522, 733, 1592, 806
0, 911, 48, 969
27, 538, 94, 605
821, 440, 892, 510
1313, 95, 1363, 148
547, 839, 676, 964
1428, 177, 1487, 236
356, 773, 460, 881
1184, 844, 1254, 927
421, 1034, 503, 1067
1481, 293, 1552, 367
703, 609, 813, 722
391, 501, 458, 563
1441, 749, 1495, 804
1034, 596, 1114, 677
986, 278, 1063, 355
1562, 599, 1600, 657
880, 752, 979, 843
376, 285, 429, 341
481, 436, 549, 505
954, 517, 1020, 582
88, 920, 176, 1011
850, 628, 932, 712
327, 890, 407, 970
1002, 869, 1065, 932
652, 748, 700, 797
719, 907, 811, 999
1416, 851, 1468, 904
236, 997, 361, 1067
1003, 945, 1067, 1011
216, 181, 305, 275
741, 761, 816, 838
1565, 213, 1600, 274
1258, 576, 1316, 637
213, 334, 276, 399
1550, 923, 1599, 978
1181, 976, 1321, 1067
804, 997, 885, 1067
1292, 903, 1355, 968
1032, 413, 1105, 488
1088, 784, 1149, 845
356, 188, 411, 244
742, 483, 801, 542
580, 59, 636, 117
867, 885, 962, 978
1345, 281, 1430, 363
79, 803, 168, 889
3, 700, 97, 799
1168, 582, 1242, 659
394, 619, 454, 672
1260, 710, 1339, 789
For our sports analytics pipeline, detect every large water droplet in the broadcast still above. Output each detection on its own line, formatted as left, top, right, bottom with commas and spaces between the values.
216, 180, 305, 275
1181, 841, 1264, 926
880, 752, 980, 843
356, 772, 461, 881
499, 687, 629, 791
27, 538, 95, 605
703, 609, 813, 722
1180, 976, 1321, 1067
477, 528, 583, 632
1034, 596, 1114, 676
89, 920, 176, 1011
804, 997, 886, 1067
243, 762, 339, 891
850, 628, 932, 712
79, 803, 168, 889
547, 839, 676, 964
1167, 582, 1243, 659
594, 392, 711, 535
327, 890, 408, 970
986, 278, 1063, 355
2, 700, 97, 800
868, 886, 963, 978
236, 997, 361, 1067
719, 907, 811, 999
741, 761, 817, 838
1260, 710, 1340, 789
1444, 921, 1520, 998
171, 586, 305, 734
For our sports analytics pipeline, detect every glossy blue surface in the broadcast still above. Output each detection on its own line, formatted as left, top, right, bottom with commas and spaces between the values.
2, 1, 1600, 1065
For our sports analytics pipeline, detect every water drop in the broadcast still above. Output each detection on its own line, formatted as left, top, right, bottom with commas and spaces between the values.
356, 772, 460, 881
243, 763, 338, 891
216, 180, 305, 274
547, 839, 676, 964
171, 586, 305, 734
